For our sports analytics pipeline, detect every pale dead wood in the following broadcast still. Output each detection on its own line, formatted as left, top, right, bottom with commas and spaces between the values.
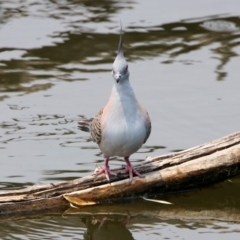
64, 144, 240, 205
0, 131, 240, 216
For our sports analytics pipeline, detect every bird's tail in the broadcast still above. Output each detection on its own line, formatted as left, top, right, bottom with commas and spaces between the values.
78, 118, 92, 132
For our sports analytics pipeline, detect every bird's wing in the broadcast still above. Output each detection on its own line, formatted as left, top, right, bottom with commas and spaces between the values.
143, 110, 151, 143
89, 108, 104, 144
138, 104, 151, 143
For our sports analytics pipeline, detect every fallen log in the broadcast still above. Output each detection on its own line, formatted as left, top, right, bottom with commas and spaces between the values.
0, 131, 240, 217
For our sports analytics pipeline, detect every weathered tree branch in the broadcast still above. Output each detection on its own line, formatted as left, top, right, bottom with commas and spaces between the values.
0, 131, 240, 217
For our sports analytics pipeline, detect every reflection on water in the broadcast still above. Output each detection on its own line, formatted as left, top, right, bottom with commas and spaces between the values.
1, 214, 240, 240
82, 216, 134, 240
1, 6, 240, 94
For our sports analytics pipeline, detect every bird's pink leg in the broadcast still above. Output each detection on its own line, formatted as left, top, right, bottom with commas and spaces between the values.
123, 156, 144, 181
94, 158, 117, 181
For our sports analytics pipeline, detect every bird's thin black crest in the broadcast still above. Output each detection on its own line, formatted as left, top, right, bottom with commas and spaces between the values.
118, 21, 123, 55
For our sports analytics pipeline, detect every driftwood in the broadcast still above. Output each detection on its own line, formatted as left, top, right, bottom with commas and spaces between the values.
0, 131, 240, 218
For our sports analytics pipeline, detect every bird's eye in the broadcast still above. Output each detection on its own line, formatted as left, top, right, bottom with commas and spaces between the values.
124, 65, 128, 73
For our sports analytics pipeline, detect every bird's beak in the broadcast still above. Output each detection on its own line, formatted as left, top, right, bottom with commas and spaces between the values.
115, 72, 121, 83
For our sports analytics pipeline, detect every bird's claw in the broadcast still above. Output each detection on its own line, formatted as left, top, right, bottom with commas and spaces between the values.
94, 164, 117, 181
121, 164, 144, 182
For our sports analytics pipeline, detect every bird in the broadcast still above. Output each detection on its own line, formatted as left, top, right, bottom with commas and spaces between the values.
78, 26, 151, 182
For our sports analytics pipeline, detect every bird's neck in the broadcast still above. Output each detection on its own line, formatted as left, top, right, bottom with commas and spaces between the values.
112, 78, 136, 101
108, 78, 139, 115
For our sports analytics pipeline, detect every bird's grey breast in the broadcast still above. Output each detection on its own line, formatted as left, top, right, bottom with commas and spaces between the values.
100, 101, 146, 157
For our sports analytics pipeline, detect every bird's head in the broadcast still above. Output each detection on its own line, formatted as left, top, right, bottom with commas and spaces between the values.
112, 27, 129, 84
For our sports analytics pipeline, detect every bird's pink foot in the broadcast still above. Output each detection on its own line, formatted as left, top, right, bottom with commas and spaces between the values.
122, 157, 144, 181
94, 167, 117, 181
94, 158, 116, 181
